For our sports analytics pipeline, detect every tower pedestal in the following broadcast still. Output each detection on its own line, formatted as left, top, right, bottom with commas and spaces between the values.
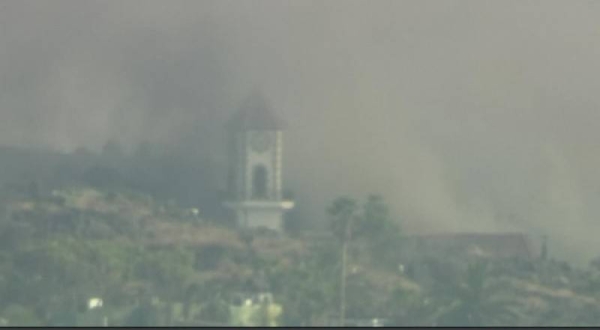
224, 200, 294, 231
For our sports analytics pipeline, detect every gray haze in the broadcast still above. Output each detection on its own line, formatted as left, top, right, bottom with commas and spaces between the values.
1, 0, 600, 264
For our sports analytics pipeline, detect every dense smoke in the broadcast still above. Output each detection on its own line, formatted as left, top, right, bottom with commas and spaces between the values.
1, 1, 600, 264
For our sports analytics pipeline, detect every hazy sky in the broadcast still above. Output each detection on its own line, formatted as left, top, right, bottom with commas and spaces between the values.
1, 1, 600, 263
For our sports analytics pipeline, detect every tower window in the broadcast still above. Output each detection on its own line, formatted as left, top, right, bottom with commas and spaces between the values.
252, 165, 268, 199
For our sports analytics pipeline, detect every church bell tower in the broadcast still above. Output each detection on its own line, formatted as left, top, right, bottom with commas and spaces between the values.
223, 93, 294, 231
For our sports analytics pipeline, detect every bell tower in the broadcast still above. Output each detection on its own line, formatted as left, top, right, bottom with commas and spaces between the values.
223, 93, 294, 231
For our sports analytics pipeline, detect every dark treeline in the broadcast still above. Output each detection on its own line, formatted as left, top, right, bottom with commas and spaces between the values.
0, 140, 224, 220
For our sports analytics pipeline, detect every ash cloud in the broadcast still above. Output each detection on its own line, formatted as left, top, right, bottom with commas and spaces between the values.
1, 0, 600, 264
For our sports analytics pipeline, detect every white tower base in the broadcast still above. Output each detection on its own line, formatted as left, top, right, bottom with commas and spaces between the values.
224, 200, 295, 231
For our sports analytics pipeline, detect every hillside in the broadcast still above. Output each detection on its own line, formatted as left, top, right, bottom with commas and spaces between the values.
0, 183, 599, 326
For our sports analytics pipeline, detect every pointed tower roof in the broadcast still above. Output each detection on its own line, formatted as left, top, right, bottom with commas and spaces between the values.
227, 92, 287, 131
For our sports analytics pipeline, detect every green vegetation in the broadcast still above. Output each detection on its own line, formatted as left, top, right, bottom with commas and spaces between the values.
1, 183, 600, 326
0, 145, 599, 326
